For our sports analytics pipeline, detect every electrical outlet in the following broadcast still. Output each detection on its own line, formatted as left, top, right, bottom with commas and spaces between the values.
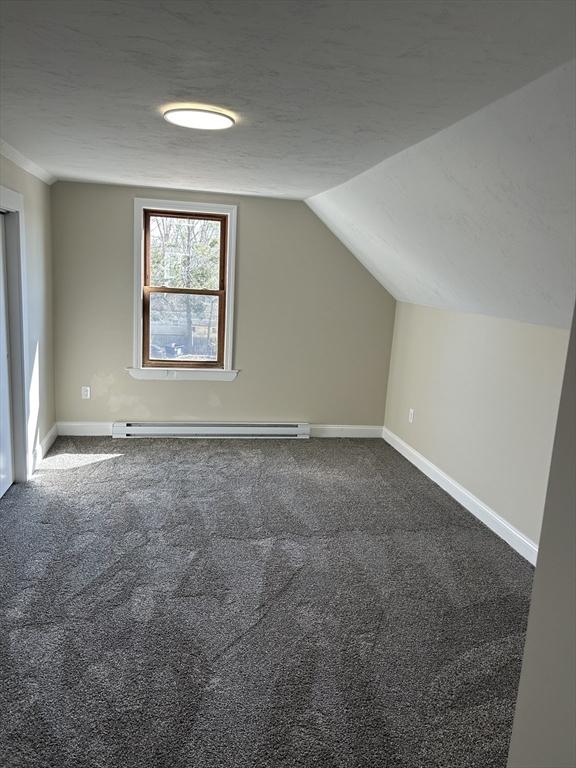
81, 386, 91, 400
408, 408, 414, 424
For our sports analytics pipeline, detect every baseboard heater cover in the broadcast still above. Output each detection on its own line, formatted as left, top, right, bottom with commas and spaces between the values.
112, 422, 310, 439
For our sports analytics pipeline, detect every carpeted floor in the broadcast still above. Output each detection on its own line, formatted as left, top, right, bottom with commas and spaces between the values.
0, 437, 533, 768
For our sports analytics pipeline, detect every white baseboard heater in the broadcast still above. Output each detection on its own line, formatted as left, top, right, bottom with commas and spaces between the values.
112, 422, 310, 439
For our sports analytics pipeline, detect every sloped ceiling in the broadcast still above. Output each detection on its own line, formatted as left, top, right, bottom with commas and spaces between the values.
0, 0, 575, 197
307, 62, 576, 328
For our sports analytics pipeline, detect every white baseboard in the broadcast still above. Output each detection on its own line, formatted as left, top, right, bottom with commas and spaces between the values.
33, 423, 58, 469
57, 421, 113, 436
311, 424, 383, 438
56, 422, 383, 439
382, 427, 538, 565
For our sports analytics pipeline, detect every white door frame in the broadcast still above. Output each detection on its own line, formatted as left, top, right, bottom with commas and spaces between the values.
0, 185, 32, 481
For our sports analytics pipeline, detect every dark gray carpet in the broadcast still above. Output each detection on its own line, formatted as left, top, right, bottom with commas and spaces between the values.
0, 437, 533, 768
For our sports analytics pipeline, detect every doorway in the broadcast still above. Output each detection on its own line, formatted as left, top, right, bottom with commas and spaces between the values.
0, 185, 32, 488
0, 212, 12, 497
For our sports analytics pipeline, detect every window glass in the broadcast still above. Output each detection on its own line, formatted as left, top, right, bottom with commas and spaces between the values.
148, 214, 221, 290
148, 292, 219, 362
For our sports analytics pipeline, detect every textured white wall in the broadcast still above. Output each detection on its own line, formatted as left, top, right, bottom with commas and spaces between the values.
308, 62, 576, 328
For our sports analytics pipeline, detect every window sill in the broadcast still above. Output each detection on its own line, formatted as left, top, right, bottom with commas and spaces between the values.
127, 367, 239, 381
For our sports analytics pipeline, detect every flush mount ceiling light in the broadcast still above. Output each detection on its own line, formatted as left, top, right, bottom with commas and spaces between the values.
163, 107, 235, 130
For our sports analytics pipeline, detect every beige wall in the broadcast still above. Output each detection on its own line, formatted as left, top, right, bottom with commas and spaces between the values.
52, 181, 395, 425
385, 302, 568, 543
0, 154, 54, 448
508, 305, 576, 768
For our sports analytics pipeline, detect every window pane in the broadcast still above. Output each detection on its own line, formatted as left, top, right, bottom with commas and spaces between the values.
148, 215, 221, 290
149, 293, 219, 362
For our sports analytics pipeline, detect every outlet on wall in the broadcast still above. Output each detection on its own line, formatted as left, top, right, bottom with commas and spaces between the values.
81, 386, 91, 400
408, 408, 414, 424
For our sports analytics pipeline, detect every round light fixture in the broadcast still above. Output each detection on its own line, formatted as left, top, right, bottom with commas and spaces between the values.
163, 108, 235, 130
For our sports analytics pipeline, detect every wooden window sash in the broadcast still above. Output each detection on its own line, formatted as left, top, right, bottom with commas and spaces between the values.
143, 210, 227, 368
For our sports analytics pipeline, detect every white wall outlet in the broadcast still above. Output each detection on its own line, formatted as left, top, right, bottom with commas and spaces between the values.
81, 386, 91, 400
408, 408, 415, 424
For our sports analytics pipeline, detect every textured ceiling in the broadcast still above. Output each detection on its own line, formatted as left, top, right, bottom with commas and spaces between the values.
0, 0, 575, 197
308, 63, 576, 328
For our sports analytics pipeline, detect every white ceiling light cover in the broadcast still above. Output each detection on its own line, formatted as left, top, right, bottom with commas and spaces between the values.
163, 108, 235, 130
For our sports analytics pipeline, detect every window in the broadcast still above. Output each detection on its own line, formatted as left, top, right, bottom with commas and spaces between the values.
131, 199, 237, 380
143, 209, 226, 367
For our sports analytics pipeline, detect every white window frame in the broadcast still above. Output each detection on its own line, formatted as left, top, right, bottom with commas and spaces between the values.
129, 198, 238, 381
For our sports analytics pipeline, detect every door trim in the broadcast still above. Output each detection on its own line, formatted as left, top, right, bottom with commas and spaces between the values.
0, 186, 32, 480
